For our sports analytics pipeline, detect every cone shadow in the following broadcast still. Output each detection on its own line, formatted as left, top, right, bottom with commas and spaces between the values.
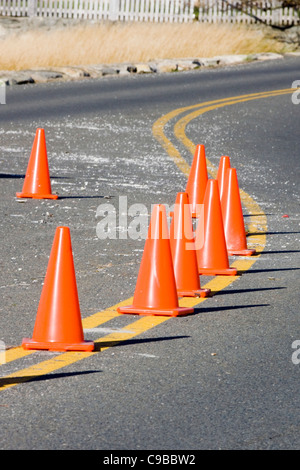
239, 267, 300, 274
192, 303, 270, 315
0, 370, 101, 388
243, 213, 272, 217
0, 173, 25, 179
212, 286, 286, 296
248, 231, 300, 236
58, 195, 107, 200
94, 335, 190, 351
257, 250, 300, 254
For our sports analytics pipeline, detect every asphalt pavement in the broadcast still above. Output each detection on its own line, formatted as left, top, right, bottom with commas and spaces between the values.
0, 55, 299, 451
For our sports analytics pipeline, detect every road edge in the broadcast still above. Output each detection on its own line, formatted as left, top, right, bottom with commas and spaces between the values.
1, 51, 297, 86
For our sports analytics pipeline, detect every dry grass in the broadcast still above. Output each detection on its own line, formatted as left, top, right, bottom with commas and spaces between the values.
0, 21, 289, 71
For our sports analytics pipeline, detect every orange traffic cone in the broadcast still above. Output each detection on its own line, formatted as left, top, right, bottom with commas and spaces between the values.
22, 226, 94, 351
221, 168, 256, 256
16, 128, 58, 199
185, 144, 208, 218
170, 192, 211, 297
216, 155, 231, 200
117, 204, 194, 317
195, 179, 237, 276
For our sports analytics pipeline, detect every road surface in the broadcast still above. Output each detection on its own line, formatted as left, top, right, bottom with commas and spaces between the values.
0, 55, 299, 451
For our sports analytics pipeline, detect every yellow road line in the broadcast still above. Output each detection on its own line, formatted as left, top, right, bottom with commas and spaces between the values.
4, 298, 131, 365
173, 90, 295, 165
170, 90, 293, 257
152, 89, 294, 309
1, 88, 293, 391
0, 315, 169, 391
152, 88, 295, 176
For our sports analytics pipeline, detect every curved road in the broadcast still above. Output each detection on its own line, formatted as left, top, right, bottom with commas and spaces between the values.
0, 55, 299, 451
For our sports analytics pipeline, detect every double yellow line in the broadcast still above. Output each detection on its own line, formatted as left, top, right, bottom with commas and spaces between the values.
0, 87, 294, 391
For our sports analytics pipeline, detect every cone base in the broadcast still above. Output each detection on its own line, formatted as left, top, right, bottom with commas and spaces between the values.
117, 305, 194, 317
178, 288, 211, 298
228, 248, 256, 256
198, 267, 238, 276
22, 337, 94, 352
16, 192, 58, 200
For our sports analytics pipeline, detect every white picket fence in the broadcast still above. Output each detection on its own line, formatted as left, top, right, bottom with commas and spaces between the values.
0, 0, 299, 24
197, 0, 299, 25
0, 0, 196, 21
